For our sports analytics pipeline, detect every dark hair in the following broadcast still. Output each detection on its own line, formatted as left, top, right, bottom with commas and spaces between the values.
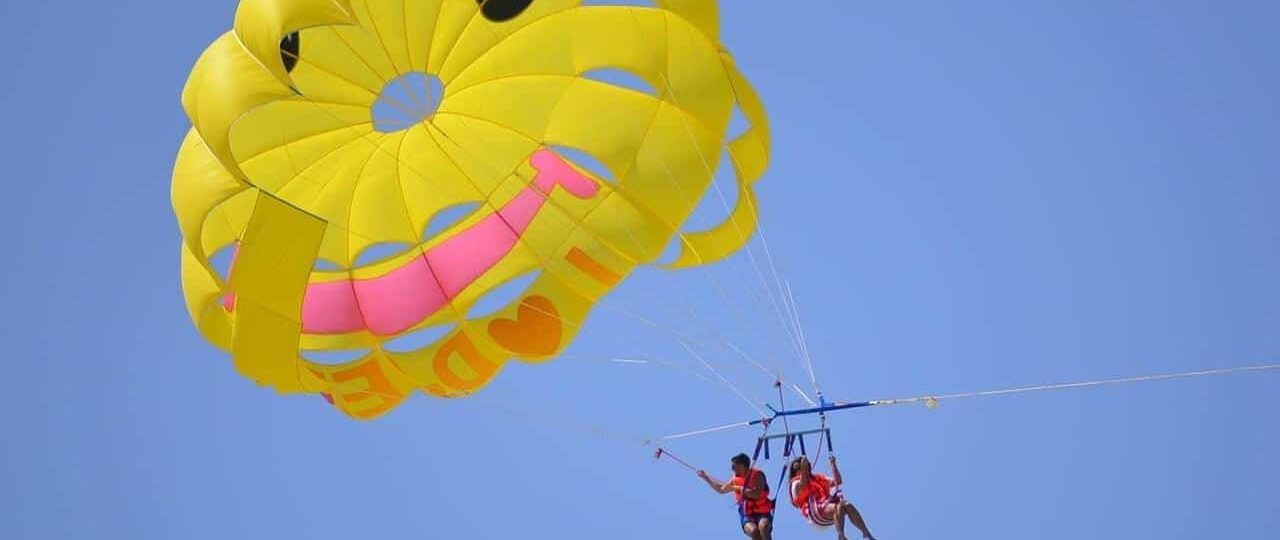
790, 456, 810, 477
731, 453, 751, 468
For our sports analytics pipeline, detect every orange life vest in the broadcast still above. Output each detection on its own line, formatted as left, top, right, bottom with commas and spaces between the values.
790, 472, 834, 508
732, 469, 774, 515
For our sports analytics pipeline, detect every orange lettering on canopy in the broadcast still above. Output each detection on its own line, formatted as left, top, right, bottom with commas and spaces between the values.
318, 358, 406, 420
432, 332, 498, 392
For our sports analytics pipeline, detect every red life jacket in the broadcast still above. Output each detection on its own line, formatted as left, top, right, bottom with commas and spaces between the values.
790, 472, 834, 508
732, 469, 774, 515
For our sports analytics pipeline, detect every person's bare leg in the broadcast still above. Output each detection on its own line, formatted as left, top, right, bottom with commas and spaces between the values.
829, 503, 849, 540
743, 522, 761, 540
840, 501, 875, 540
757, 517, 774, 540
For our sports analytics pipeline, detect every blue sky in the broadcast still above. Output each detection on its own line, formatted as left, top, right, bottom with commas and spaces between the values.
5, 1, 1279, 538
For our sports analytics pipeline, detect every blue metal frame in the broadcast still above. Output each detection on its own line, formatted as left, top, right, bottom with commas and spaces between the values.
747, 400, 875, 426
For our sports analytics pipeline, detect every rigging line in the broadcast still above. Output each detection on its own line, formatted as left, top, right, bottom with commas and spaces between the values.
623, 10, 806, 371
873, 362, 1280, 407
679, 340, 770, 419
784, 279, 821, 396
791, 383, 819, 407
653, 420, 756, 442
654, 362, 1280, 441
558, 354, 721, 386
778, 276, 814, 385
725, 341, 814, 406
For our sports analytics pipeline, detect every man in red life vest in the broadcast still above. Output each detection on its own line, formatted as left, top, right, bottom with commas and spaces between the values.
698, 453, 775, 540
790, 455, 876, 540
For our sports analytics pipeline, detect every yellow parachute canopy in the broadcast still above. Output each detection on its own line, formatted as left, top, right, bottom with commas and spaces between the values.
171, 0, 770, 420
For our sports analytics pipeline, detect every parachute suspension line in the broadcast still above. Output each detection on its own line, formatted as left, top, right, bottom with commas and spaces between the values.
632, 115, 799, 382
782, 279, 822, 398
583, 355, 722, 386
775, 276, 810, 388
622, 11, 807, 375
679, 340, 770, 418
872, 362, 1280, 408
653, 362, 1280, 441
726, 342, 787, 385
775, 372, 794, 437
651, 420, 756, 442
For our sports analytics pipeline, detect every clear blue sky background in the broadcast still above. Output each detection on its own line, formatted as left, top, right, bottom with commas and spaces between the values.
4, 1, 1278, 538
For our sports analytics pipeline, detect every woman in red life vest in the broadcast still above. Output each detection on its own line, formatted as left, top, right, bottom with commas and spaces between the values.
698, 453, 774, 540
790, 455, 877, 540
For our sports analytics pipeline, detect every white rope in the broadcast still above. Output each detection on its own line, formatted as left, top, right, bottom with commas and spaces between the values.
654, 362, 1280, 441
872, 363, 1280, 408
680, 341, 771, 418
654, 420, 756, 442
784, 279, 821, 396
628, 7, 807, 371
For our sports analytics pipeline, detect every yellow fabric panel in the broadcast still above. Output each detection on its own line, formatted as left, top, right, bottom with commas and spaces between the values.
289, 51, 378, 105
663, 56, 772, 269
345, 133, 422, 246
292, 26, 387, 94
445, 8, 731, 131
656, 0, 720, 40
388, 274, 599, 400
229, 191, 326, 392
447, 77, 660, 188
305, 351, 416, 419
548, 226, 637, 301
543, 79, 664, 182
435, 0, 581, 81
230, 192, 324, 316
438, 77, 573, 151
299, 330, 376, 353
424, 0, 482, 73
393, 126, 492, 236
229, 99, 372, 171
347, 0, 414, 74
424, 124, 526, 199
666, 168, 759, 268
390, 325, 508, 397
442, 78, 726, 227
724, 55, 771, 181
171, 129, 247, 269
578, 191, 673, 264
404, 0, 444, 72
233, 0, 356, 86
427, 114, 543, 195
327, 24, 400, 83
182, 33, 297, 178
618, 101, 725, 224
200, 190, 258, 261
180, 242, 234, 350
